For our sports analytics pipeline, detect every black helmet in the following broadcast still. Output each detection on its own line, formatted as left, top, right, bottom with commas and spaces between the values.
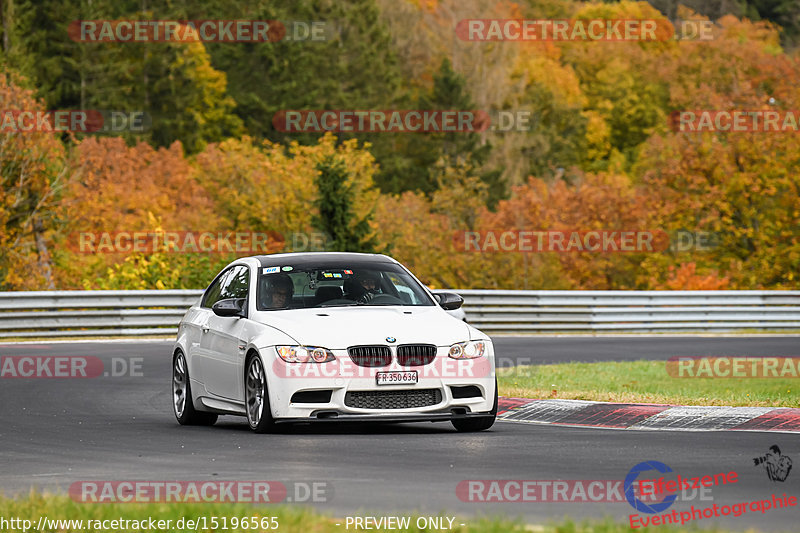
355, 270, 380, 283
268, 273, 294, 295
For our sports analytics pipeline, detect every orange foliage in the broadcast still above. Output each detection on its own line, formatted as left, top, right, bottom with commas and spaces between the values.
664, 263, 730, 290
55, 138, 217, 288
0, 72, 66, 289
63, 137, 214, 233
484, 173, 652, 289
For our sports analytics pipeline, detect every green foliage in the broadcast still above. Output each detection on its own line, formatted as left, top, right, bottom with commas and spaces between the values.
0, 0, 798, 291
0, 1, 242, 151
515, 82, 589, 179
87, 252, 232, 290
147, 38, 243, 153
380, 58, 502, 202
204, 1, 404, 142
313, 155, 380, 253
419, 58, 491, 170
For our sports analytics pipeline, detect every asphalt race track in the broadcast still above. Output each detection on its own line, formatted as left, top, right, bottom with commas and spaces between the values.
493, 335, 800, 366
1, 338, 799, 531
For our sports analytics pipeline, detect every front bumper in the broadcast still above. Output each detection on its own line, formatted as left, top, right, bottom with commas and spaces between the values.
273, 411, 495, 424
264, 345, 496, 420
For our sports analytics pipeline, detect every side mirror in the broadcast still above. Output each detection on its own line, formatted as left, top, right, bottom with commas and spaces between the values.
435, 292, 464, 310
212, 298, 246, 318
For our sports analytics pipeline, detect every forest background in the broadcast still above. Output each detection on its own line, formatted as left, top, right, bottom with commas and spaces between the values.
1, 0, 798, 291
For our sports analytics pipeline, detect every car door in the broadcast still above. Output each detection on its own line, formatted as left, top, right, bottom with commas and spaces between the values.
202, 264, 251, 400
185, 275, 225, 390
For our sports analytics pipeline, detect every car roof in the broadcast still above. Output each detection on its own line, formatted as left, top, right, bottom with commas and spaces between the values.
253, 252, 398, 268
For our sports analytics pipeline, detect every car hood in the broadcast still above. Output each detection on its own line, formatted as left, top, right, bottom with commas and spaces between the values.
253, 306, 471, 348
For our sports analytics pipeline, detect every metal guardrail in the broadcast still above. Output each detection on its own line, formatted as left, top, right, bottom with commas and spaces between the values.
0, 290, 799, 338
0, 290, 201, 338
456, 290, 800, 333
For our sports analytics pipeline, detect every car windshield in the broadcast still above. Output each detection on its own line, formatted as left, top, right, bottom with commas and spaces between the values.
256, 262, 435, 310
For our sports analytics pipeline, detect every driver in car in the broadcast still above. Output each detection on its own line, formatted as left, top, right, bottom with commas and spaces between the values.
346, 270, 382, 302
358, 271, 380, 293
264, 273, 293, 309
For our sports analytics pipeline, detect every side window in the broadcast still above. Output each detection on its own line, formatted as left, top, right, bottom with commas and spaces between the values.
202, 266, 249, 308
387, 273, 420, 304
221, 266, 250, 300
202, 273, 226, 308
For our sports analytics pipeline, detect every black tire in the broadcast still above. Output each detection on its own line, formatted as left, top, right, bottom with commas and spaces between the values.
451, 380, 497, 432
173, 351, 218, 426
245, 353, 278, 433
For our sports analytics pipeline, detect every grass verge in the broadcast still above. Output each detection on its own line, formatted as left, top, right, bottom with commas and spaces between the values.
497, 361, 798, 407
0, 493, 772, 533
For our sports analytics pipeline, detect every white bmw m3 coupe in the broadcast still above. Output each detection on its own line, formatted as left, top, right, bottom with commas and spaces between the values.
172, 252, 497, 433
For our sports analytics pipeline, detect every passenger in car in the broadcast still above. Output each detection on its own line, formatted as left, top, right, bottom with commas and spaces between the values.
263, 273, 294, 309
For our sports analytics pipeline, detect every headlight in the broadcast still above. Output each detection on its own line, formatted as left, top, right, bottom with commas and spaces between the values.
276, 346, 335, 363
448, 340, 486, 359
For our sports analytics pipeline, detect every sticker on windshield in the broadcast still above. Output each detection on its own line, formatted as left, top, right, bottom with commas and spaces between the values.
323, 272, 333, 278
282, 266, 293, 272
333, 273, 342, 278
344, 269, 353, 275
263, 266, 280, 274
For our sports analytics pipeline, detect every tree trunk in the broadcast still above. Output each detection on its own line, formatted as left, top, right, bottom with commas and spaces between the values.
1, 0, 12, 53
32, 217, 55, 289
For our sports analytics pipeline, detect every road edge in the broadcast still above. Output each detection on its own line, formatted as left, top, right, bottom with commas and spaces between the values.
498, 397, 800, 433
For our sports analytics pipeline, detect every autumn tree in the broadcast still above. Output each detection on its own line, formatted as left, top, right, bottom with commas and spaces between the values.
482, 172, 656, 289
58, 137, 221, 289
0, 71, 66, 289
635, 15, 800, 289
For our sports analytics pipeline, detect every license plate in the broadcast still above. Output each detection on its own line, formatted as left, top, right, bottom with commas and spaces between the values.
376, 371, 418, 386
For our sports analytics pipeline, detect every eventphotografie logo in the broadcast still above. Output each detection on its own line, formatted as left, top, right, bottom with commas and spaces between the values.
625, 461, 739, 515
622, 461, 770, 529
753, 445, 793, 482
625, 461, 678, 514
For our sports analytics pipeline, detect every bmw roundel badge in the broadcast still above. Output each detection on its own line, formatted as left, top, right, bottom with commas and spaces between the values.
386, 337, 396, 343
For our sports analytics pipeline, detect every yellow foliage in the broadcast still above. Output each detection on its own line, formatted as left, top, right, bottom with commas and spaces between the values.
0, 71, 66, 289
